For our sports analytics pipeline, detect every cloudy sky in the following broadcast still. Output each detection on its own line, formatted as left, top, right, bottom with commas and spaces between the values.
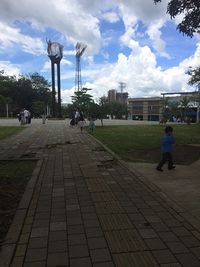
0, 0, 199, 103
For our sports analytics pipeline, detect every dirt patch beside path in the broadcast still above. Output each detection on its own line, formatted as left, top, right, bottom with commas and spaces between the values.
124, 145, 200, 165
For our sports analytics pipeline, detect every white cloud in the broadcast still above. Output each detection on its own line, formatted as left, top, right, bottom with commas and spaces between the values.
0, 61, 21, 76
147, 20, 170, 59
0, 0, 101, 56
0, 22, 45, 55
0, 0, 198, 105
102, 11, 120, 23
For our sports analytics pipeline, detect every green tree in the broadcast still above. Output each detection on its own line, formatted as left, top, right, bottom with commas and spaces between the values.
179, 96, 191, 122
154, 0, 200, 37
29, 73, 51, 105
188, 67, 200, 89
71, 87, 94, 116
32, 101, 46, 117
109, 101, 128, 119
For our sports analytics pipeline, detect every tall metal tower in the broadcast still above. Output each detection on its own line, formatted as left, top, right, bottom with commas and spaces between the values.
119, 82, 126, 93
75, 42, 87, 91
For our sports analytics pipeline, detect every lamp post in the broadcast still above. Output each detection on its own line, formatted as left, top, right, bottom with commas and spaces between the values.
47, 40, 64, 118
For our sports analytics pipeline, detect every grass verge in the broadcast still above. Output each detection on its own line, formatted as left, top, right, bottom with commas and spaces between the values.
91, 124, 200, 164
0, 160, 36, 244
0, 126, 25, 140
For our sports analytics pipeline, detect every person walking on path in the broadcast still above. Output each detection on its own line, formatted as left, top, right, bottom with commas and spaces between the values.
78, 111, 85, 133
74, 108, 80, 125
156, 126, 176, 172
88, 116, 95, 133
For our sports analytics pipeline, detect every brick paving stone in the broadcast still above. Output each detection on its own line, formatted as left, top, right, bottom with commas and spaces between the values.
70, 257, 92, 267
68, 234, 87, 245
83, 219, 101, 228
19, 233, 30, 244
158, 232, 179, 242
47, 252, 68, 266
85, 227, 104, 238
164, 219, 182, 228
23, 262, 46, 267
88, 237, 108, 249
81, 205, 96, 213
35, 212, 50, 220
128, 213, 146, 222
145, 238, 167, 250
160, 264, 182, 267
31, 227, 48, 238
105, 229, 146, 253
175, 253, 200, 267
171, 227, 191, 237
67, 216, 83, 226
151, 222, 169, 231
33, 220, 49, 227
94, 201, 124, 214
28, 237, 48, 248
190, 247, 200, 260
49, 231, 67, 241
11, 256, 24, 267
67, 225, 85, 234
51, 213, 66, 222
179, 235, 200, 247
69, 245, 89, 258
82, 212, 98, 220
93, 262, 115, 267
98, 214, 132, 230
66, 204, 80, 211
25, 248, 47, 262
50, 222, 66, 231
15, 244, 27, 257
90, 248, 112, 263
113, 251, 159, 267
139, 228, 158, 239
152, 249, 177, 264
166, 241, 189, 253
48, 240, 68, 252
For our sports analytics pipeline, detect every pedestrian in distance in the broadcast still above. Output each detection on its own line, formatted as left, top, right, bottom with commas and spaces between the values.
75, 108, 80, 125
78, 111, 85, 133
88, 116, 95, 133
156, 126, 176, 172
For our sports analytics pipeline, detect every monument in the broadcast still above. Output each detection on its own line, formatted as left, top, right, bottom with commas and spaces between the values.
47, 40, 64, 118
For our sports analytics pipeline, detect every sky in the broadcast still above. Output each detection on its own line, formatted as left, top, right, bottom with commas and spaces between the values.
0, 0, 200, 104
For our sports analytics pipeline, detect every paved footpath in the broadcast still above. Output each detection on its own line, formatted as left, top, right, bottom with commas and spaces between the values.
1, 120, 200, 267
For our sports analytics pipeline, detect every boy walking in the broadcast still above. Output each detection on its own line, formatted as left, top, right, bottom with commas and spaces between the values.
156, 126, 176, 172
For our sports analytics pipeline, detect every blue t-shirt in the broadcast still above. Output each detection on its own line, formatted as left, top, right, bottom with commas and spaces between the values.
161, 135, 176, 153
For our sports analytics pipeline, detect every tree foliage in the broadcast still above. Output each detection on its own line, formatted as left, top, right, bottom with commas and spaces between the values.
71, 87, 94, 116
188, 66, 200, 89
154, 0, 200, 37
0, 71, 52, 117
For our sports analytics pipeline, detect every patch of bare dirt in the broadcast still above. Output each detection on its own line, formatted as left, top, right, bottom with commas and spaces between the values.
124, 145, 200, 165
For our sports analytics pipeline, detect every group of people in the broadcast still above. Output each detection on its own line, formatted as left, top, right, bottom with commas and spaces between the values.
70, 109, 95, 133
17, 108, 31, 125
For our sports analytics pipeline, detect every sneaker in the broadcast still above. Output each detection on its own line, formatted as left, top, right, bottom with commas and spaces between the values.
156, 167, 163, 172
168, 166, 175, 170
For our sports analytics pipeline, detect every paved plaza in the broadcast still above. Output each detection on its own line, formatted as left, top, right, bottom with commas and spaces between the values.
0, 119, 200, 267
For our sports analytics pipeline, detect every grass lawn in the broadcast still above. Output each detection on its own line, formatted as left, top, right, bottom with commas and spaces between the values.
91, 124, 200, 164
0, 126, 25, 140
0, 160, 36, 243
